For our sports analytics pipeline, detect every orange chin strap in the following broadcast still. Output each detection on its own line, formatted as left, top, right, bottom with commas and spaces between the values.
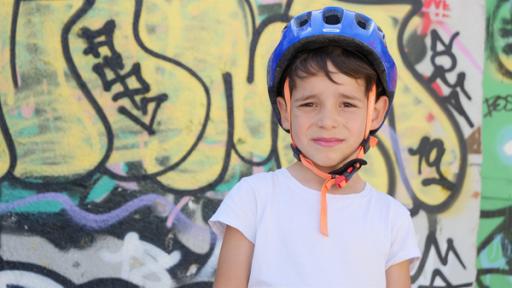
283, 78, 378, 236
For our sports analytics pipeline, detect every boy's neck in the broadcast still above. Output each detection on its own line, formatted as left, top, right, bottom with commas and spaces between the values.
287, 161, 366, 195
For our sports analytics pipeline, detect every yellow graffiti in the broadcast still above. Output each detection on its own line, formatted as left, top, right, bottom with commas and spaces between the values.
0, 1, 106, 179
0, 2, 11, 177
141, 0, 254, 189
0, 0, 468, 208
70, 0, 212, 183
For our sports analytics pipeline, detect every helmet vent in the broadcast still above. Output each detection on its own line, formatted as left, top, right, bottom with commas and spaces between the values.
323, 7, 342, 25
324, 14, 341, 25
355, 13, 370, 30
295, 12, 311, 28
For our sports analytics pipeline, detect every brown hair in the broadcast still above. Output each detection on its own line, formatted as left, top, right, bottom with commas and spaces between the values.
286, 46, 383, 97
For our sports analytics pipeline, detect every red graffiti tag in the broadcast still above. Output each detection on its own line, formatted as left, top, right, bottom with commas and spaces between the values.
420, 0, 451, 35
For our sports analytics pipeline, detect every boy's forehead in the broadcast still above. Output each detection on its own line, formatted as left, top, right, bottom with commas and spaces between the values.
293, 72, 366, 94
293, 91, 366, 105
293, 89, 365, 100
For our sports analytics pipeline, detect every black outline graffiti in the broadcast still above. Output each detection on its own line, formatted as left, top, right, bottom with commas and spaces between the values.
9, 0, 21, 89
60, 0, 115, 186
78, 19, 169, 135
1, 0, 21, 185
418, 269, 473, 288
413, 231, 467, 280
382, 2, 469, 285
243, 0, 256, 38
427, 29, 473, 128
408, 136, 455, 191
0, 100, 17, 185
0, 256, 139, 288
108, 0, 210, 180
394, 0, 467, 216
411, 226, 473, 287
238, 0, 289, 167
150, 71, 233, 195
377, 133, 398, 197
246, 1, 291, 83
483, 94, 512, 118
476, 206, 512, 288
500, 16, 512, 55
0, 0, 212, 188
488, 0, 512, 79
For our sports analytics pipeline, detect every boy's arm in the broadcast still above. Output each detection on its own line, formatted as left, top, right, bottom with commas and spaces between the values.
214, 225, 254, 288
386, 259, 411, 288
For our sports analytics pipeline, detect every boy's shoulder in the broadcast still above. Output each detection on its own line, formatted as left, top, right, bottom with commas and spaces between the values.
242, 168, 286, 180
224, 169, 287, 207
366, 183, 412, 216
238, 168, 286, 188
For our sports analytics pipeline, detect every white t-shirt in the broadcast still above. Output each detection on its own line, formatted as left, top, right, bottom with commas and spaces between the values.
209, 168, 421, 288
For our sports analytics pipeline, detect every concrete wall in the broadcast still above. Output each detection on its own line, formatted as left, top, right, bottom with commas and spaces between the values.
0, 0, 501, 287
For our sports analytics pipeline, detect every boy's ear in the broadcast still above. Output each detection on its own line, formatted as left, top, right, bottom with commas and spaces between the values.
370, 95, 389, 130
276, 97, 290, 130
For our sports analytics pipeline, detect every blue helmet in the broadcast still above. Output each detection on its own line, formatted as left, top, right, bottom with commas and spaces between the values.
267, 6, 397, 133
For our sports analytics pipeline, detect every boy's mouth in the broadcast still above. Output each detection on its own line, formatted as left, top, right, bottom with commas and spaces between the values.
312, 137, 344, 147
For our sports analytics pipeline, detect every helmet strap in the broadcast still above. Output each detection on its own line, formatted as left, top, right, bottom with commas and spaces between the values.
284, 79, 379, 236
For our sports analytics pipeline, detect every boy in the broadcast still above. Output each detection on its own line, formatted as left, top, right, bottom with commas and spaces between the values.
209, 6, 420, 287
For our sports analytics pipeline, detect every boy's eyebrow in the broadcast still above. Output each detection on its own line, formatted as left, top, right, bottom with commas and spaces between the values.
293, 93, 317, 102
338, 92, 364, 102
293, 92, 364, 102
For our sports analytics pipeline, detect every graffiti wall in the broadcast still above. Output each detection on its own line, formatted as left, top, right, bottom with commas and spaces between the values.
0, 0, 489, 287
477, 0, 512, 287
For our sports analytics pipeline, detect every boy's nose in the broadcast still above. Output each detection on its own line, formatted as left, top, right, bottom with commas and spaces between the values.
317, 108, 339, 129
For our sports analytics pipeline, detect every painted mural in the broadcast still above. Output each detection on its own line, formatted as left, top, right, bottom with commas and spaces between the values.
0, 0, 496, 287
477, 0, 512, 287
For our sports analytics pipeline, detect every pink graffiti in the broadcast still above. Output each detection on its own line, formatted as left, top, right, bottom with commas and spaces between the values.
438, 22, 483, 73
166, 196, 192, 228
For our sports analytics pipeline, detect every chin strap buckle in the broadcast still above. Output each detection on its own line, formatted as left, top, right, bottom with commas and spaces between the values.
330, 158, 368, 188
334, 175, 346, 188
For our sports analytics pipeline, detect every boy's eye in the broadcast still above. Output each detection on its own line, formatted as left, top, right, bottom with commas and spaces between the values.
300, 102, 316, 107
341, 102, 356, 108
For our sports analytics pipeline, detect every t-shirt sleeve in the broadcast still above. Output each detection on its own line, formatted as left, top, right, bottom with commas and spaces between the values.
208, 178, 257, 244
386, 203, 422, 272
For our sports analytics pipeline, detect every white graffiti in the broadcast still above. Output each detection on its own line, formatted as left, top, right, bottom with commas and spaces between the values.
100, 232, 181, 288
505, 140, 512, 156
0, 270, 64, 288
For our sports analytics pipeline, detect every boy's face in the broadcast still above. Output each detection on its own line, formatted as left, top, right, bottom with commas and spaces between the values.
277, 61, 389, 172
